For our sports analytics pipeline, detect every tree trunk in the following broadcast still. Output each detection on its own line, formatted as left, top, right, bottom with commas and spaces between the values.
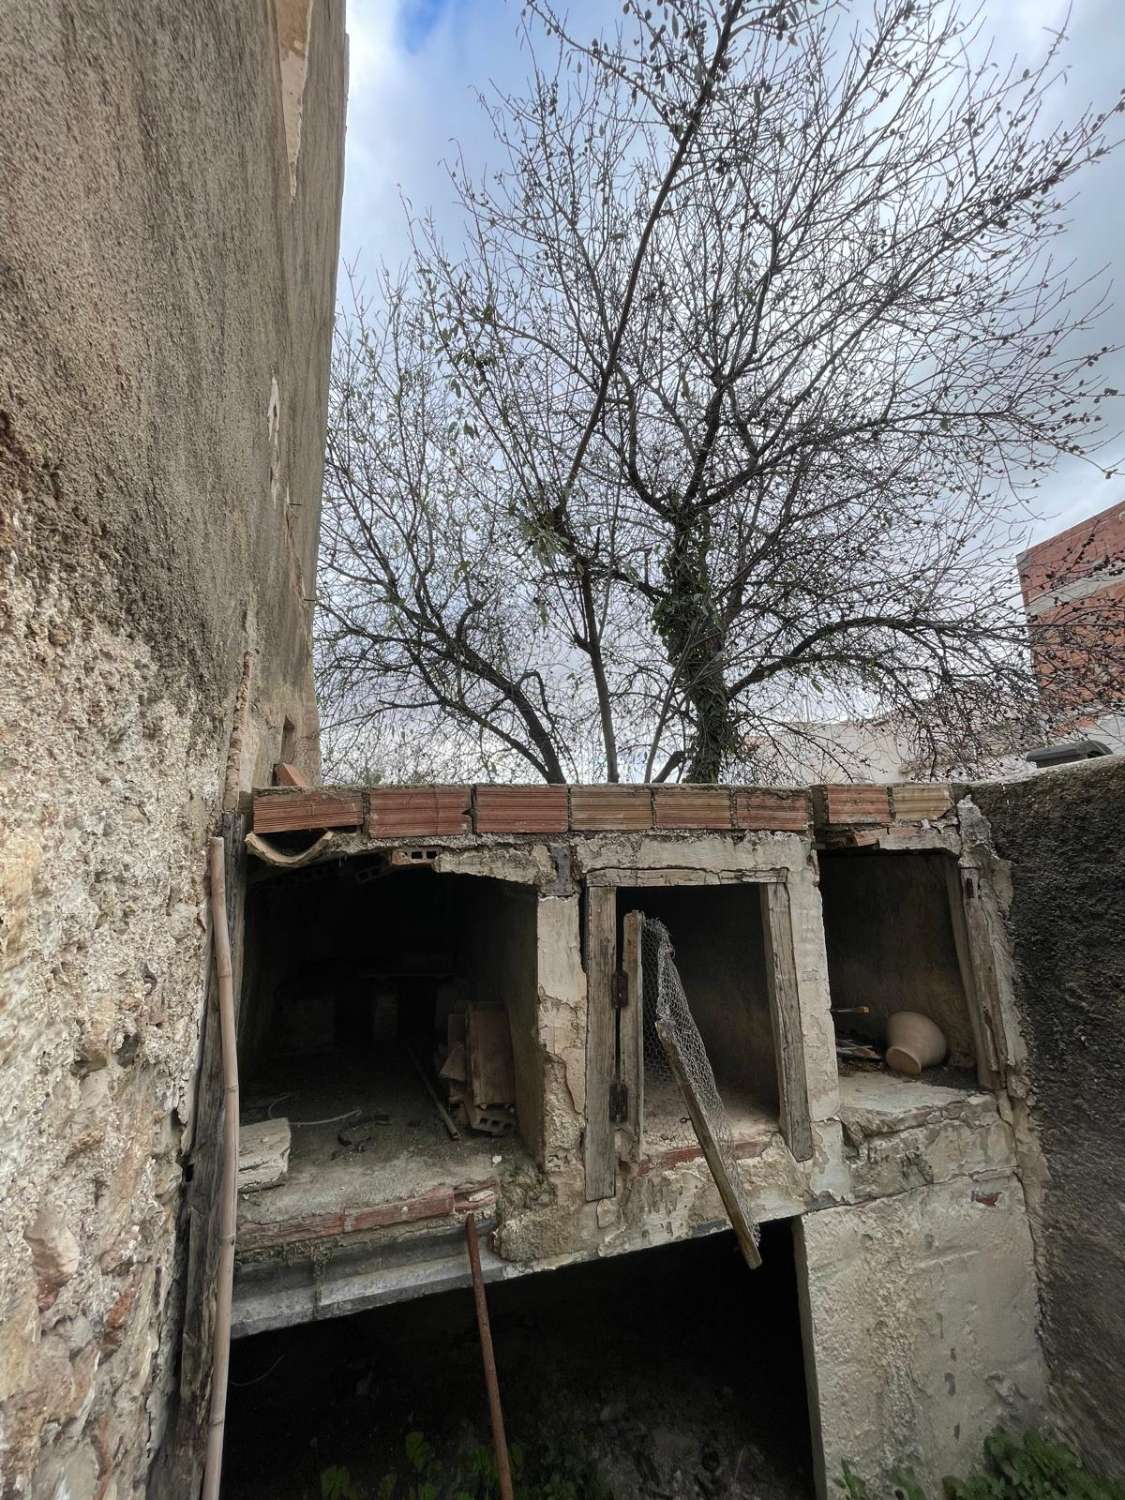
653, 517, 734, 783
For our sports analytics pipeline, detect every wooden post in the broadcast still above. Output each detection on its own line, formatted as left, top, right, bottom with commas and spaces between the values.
760, 882, 815, 1162
943, 859, 1002, 1089
158, 810, 247, 1495
583, 884, 617, 1200
620, 910, 645, 1157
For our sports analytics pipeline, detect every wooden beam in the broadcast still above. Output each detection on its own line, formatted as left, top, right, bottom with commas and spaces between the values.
168, 810, 247, 1494
252, 787, 363, 834
583, 884, 617, 1201
620, 910, 644, 1157
759, 882, 814, 1162
943, 859, 1002, 1090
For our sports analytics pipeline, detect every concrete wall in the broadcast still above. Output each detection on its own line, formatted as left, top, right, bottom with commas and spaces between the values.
970, 759, 1125, 1473
0, 3, 346, 1494
799, 1174, 1046, 1494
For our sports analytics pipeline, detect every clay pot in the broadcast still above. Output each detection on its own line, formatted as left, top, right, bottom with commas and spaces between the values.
885, 1011, 947, 1076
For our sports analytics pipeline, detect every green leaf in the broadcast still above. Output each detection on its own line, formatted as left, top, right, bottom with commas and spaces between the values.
404, 1431, 433, 1474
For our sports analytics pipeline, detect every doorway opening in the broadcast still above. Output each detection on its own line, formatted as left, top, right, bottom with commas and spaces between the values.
818, 848, 981, 1105
237, 860, 542, 1244
615, 884, 779, 1152
223, 1221, 815, 1500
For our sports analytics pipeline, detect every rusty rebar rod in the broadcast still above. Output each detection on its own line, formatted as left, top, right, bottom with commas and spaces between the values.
465, 1213, 514, 1500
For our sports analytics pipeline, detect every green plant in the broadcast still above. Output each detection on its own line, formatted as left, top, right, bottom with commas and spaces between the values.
838, 1460, 873, 1500
836, 1429, 1125, 1500
321, 1468, 365, 1500
368, 1428, 614, 1500
945, 1430, 1125, 1500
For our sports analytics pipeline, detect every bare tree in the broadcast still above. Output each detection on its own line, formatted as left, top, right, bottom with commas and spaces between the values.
319, 0, 1123, 784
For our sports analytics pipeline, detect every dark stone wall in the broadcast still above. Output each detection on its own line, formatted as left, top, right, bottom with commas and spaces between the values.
971, 758, 1125, 1474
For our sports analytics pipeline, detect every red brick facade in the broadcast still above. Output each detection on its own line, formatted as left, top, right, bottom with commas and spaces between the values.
1017, 500, 1125, 729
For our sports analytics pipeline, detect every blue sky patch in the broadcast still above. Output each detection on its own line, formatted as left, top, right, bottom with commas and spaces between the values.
398, 0, 451, 51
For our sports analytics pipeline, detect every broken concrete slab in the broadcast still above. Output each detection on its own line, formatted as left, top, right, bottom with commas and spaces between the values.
238, 1118, 292, 1193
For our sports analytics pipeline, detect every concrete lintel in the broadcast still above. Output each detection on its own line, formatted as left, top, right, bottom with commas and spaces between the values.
584, 864, 791, 887
232, 1218, 507, 1337
573, 831, 810, 882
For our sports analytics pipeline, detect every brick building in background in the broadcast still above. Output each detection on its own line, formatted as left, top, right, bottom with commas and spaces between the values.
1017, 499, 1125, 758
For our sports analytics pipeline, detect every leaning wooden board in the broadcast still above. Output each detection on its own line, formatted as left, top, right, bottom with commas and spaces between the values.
467, 1006, 516, 1106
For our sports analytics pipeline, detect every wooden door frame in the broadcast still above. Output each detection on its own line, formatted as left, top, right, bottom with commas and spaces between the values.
582, 872, 814, 1202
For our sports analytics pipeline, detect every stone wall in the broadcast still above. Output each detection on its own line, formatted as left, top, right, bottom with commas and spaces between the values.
970, 759, 1125, 1474
0, 3, 346, 1495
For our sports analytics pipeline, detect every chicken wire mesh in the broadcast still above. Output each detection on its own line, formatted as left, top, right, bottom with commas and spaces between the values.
639, 915, 762, 1267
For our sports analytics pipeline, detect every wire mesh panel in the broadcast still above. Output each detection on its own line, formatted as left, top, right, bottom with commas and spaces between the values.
640, 915, 762, 1269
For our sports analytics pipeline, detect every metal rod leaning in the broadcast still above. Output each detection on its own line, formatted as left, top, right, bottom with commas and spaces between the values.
464, 1213, 515, 1500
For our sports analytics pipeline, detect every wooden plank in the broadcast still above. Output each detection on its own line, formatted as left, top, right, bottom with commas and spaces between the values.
467, 1007, 516, 1106
620, 911, 644, 1156
167, 810, 247, 1494
583, 885, 617, 1200
759, 882, 814, 1162
943, 859, 1002, 1089
653, 1011, 762, 1270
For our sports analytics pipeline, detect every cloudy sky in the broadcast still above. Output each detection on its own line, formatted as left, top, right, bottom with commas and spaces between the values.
336, 0, 1124, 546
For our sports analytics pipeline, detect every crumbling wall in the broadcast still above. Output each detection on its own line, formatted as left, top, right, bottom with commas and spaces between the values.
970, 759, 1125, 1473
0, 3, 346, 1494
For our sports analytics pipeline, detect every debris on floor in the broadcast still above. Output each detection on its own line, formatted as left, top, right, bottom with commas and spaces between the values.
238, 1118, 292, 1192
434, 1004, 517, 1137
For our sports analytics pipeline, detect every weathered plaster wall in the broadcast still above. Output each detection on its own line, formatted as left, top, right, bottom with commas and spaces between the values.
0, 3, 346, 1494
798, 1173, 1046, 1496
969, 759, 1125, 1473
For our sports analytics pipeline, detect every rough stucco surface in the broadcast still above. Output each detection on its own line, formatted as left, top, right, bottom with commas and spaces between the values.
0, 3, 346, 1494
970, 759, 1125, 1474
799, 1175, 1046, 1495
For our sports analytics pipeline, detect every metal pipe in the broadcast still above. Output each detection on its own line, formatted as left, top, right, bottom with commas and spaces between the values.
464, 1214, 514, 1500
201, 835, 240, 1500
